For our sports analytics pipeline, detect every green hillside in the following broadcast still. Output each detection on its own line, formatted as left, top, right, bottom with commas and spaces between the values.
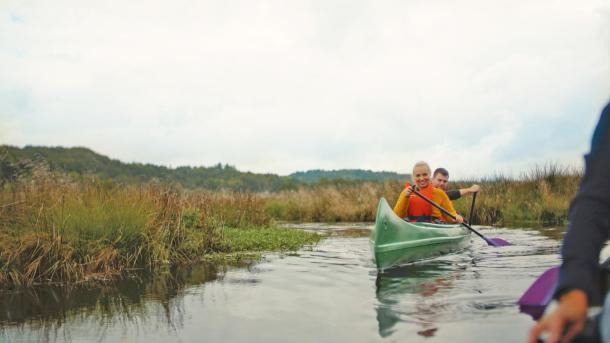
289, 169, 410, 183
0, 145, 409, 191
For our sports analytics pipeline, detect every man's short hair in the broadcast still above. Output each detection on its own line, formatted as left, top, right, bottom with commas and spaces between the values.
433, 167, 449, 178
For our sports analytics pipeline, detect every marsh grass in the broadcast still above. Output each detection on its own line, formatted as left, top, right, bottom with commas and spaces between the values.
452, 164, 580, 225
0, 167, 320, 288
265, 163, 581, 226
263, 180, 401, 222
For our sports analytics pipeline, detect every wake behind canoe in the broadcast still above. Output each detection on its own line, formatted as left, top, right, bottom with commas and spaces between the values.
371, 198, 471, 271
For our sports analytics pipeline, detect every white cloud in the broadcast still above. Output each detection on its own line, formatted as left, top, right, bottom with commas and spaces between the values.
1, 0, 609, 177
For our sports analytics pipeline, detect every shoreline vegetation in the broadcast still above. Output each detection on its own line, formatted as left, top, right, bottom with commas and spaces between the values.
0, 166, 321, 288
265, 164, 580, 226
0, 155, 580, 288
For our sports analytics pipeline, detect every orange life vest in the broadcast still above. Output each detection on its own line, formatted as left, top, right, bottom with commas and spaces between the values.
405, 182, 434, 217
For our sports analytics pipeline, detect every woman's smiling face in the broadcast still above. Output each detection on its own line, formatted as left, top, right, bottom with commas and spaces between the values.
412, 165, 430, 188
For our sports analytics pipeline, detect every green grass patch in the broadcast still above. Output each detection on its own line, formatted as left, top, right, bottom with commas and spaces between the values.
222, 226, 323, 253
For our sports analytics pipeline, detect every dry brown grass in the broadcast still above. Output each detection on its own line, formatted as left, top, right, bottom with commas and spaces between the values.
264, 164, 581, 226
0, 167, 275, 288
263, 180, 401, 222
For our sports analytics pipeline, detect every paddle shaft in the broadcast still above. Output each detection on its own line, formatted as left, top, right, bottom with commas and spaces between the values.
468, 192, 478, 225
409, 187, 491, 243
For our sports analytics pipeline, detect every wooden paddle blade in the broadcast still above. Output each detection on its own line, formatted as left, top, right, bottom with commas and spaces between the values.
518, 266, 560, 306
487, 237, 511, 247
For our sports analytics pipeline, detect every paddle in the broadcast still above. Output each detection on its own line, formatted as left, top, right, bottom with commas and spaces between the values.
409, 186, 511, 247
518, 266, 560, 316
519, 257, 610, 318
468, 192, 478, 225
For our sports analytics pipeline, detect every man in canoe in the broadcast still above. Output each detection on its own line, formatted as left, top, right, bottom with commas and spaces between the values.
529, 103, 610, 343
393, 161, 464, 224
431, 167, 480, 201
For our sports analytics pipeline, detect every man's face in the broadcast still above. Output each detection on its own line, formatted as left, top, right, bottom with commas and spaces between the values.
432, 173, 449, 190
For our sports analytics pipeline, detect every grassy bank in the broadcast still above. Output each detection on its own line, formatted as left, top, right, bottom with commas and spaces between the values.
264, 164, 581, 226
0, 168, 321, 288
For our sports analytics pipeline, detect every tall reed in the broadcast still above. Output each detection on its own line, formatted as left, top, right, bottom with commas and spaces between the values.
0, 166, 307, 288
264, 164, 581, 226
263, 180, 401, 222
452, 164, 581, 225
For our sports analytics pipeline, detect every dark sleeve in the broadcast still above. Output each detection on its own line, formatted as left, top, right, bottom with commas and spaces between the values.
555, 103, 610, 303
446, 189, 461, 201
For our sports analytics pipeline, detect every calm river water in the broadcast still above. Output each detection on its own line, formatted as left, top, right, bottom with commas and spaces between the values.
0, 223, 564, 343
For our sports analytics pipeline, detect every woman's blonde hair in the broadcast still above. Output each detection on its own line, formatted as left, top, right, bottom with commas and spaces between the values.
412, 161, 431, 175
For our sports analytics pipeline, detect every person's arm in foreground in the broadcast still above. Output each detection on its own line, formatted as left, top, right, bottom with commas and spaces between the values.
529, 104, 610, 343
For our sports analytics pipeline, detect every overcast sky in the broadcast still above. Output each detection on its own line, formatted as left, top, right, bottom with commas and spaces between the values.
1, 1, 609, 178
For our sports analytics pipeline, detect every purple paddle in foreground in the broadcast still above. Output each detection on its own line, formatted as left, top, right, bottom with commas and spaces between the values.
517, 266, 560, 320
519, 266, 560, 306
518, 258, 610, 320
410, 187, 511, 247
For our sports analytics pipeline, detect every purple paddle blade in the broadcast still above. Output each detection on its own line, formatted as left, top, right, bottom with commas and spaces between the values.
518, 266, 560, 306
487, 237, 511, 247
519, 305, 547, 320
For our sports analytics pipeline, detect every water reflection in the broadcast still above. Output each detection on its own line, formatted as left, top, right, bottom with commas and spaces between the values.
375, 260, 465, 338
0, 262, 250, 329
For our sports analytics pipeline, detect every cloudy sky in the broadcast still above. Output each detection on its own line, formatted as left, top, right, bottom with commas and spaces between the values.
1, 1, 609, 178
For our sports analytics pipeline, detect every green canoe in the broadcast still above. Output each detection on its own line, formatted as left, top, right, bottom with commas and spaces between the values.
371, 198, 471, 271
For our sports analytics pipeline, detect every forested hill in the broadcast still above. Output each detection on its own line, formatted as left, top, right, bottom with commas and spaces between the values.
289, 169, 410, 183
0, 145, 409, 191
0, 145, 294, 191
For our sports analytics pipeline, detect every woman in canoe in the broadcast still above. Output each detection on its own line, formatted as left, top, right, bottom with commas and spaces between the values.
393, 161, 464, 224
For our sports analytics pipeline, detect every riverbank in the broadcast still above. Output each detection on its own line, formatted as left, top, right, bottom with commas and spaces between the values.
0, 170, 321, 288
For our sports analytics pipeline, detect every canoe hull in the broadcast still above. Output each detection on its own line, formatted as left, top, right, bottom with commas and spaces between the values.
371, 198, 470, 271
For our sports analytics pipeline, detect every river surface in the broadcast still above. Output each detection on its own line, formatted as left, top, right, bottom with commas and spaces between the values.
0, 223, 565, 343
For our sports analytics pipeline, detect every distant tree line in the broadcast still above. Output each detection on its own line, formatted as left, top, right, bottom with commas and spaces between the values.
0, 145, 410, 192
290, 169, 410, 183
